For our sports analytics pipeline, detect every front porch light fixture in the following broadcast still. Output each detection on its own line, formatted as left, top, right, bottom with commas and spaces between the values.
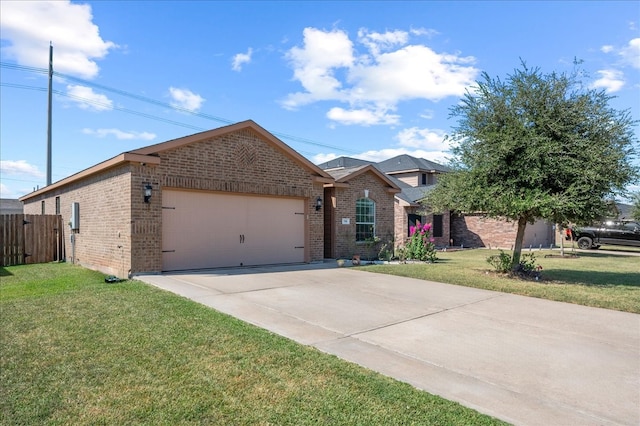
143, 183, 152, 203
315, 196, 322, 211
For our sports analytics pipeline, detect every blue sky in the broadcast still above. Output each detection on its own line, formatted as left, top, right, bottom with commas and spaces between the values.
1, 1, 639, 200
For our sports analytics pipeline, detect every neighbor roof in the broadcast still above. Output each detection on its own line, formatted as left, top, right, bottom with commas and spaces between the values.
20, 120, 333, 202
376, 154, 449, 174
324, 165, 401, 193
0, 198, 24, 215
380, 174, 433, 205
316, 156, 373, 171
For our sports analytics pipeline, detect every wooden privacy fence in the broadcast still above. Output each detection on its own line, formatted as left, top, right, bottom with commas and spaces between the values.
1, 214, 65, 267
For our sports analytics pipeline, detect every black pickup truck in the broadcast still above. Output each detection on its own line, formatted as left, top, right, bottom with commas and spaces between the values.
568, 220, 640, 249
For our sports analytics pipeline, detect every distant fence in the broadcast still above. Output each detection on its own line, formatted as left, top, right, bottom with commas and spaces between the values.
0, 214, 65, 267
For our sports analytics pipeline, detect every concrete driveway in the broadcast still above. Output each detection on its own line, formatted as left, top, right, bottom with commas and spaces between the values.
136, 263, 640, 426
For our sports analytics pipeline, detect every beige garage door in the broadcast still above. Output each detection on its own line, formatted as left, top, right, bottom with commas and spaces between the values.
162, 190, 305, 271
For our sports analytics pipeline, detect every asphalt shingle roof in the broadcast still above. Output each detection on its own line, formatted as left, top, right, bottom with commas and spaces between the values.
317, 154, 446, 206
376, 154, 449, 173
316, 157, 373, 170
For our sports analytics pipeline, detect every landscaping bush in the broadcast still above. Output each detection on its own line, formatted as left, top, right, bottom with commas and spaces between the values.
402, 222, 438, 262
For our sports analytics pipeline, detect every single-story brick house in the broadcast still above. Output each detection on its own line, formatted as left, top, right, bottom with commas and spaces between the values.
20, 120, 398, 277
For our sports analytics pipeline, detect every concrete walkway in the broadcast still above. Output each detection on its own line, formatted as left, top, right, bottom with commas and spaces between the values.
136, 263, 640, 426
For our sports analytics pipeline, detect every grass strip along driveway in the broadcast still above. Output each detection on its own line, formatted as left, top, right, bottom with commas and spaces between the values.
364, 248, 640, 314
0, 263, 505, 426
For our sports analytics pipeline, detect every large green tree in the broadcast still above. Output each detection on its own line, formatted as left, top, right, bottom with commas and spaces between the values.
631, 192, 640, 221
425, 63, 639, 269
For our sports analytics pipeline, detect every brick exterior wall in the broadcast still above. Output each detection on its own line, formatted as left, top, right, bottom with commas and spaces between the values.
330, 171, 395, 260
451, 214, 554, 249
393, 202, 450, 249
23, 127, 326, 277
23, 165, 133, 277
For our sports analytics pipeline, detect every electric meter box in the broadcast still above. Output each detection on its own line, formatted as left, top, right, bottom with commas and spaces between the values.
70, 202, 80, 231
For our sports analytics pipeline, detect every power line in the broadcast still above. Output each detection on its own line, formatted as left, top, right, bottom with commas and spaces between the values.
0, 82, 208, 131
54, 70, 355, 153
54, 89, 207, 131
1, 61, 356, 154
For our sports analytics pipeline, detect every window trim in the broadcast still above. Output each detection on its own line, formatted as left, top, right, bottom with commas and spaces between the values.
355, 198, 376, 242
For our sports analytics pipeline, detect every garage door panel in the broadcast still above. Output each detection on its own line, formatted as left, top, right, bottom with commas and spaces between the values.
163, 190, 305, 271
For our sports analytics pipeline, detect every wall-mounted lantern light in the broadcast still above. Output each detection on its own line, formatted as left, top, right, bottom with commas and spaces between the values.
315, 196, 322, 211
143, 183, 152, 203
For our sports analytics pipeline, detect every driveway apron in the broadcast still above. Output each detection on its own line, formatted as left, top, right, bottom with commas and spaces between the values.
136, 264, 640, 426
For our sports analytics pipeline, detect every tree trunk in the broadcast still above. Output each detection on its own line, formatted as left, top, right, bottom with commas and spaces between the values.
511, 216, 527, 270
558, 223, 565, 257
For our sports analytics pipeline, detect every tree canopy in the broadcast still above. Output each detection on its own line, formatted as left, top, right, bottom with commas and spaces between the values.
425, 62, 639, 268
631, 192, 640, 221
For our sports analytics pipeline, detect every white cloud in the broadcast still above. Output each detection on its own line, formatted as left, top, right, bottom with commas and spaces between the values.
232, 48, 253, 71
410, 27, 439, 38
82, 128, 156, 141
357, 28, 409, 56
0, 183, 14, 198
327, 106, 400, 126
169, 87, 205, 112
66, 85, 113, 111
0, 0, 117, 79
348, 45, 477, 104
600, 38, 640, 70
283, 27, 355, 109
0, 160, 45, 177
620, 38, 640, 69
313, 153, 339, 164
395, 127, 450, 151
419, 109, 435, 119
282, 26, 478, 126
312, 125, 452, 166
591, 69, 625, 93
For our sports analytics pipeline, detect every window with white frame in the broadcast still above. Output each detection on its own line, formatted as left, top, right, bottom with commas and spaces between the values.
355, 198, 375, 242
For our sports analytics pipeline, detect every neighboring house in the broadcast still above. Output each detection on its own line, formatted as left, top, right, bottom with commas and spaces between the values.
323, 165, 400, 259
451, 214, 555, 249
376, 155, 451, 248
319, 154, 555, 250
375, 154, 449, 187
0, 199, 24, 215
20, 121, 334, 277
319, 155, 451, 249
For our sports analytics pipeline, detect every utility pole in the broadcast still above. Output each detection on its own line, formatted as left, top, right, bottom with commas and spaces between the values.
46, 42, 53, 186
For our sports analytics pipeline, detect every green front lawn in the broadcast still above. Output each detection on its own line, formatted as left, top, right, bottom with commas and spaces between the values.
363, 248, 640, 313
0, 263, 505, 426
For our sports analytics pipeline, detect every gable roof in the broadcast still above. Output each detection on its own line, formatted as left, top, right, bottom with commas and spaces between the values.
20, 120, 333, 202
376, 154, 449, 174
316, 156, 373, 171
129, 120, 332, 179
325, 165, 401, 193
129, 120, 331, 180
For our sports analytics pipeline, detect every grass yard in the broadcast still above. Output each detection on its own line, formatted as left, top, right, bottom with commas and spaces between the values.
364, 248, 640, 313
0, 263, 505, 426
